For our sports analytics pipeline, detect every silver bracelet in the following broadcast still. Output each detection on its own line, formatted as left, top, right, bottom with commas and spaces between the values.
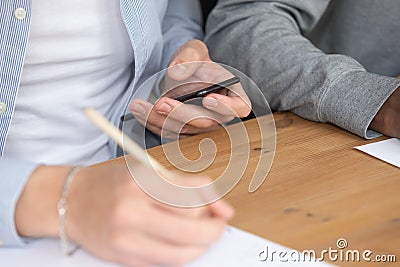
57, 166, 82, 256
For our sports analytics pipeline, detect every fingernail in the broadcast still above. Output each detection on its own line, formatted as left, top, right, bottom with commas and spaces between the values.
224, 205, 235, 220
131, 104, 146, 115
203, 98, 218, 108
157, 103, 172, 114
173, 64, 187, 77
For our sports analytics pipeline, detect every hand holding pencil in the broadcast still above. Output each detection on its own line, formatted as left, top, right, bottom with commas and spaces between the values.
72, 108, 234, 266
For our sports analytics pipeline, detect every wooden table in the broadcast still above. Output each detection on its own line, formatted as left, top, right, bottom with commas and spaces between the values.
112, 112, 400, 266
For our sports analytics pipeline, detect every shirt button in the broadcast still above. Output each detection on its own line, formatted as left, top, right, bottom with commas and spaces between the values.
0, 102, 7, 114
14, 8, 27, 20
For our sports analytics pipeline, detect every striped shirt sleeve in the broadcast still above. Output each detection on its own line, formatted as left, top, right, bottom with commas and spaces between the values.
161, 0, 204, 68
0, 0, 33, 247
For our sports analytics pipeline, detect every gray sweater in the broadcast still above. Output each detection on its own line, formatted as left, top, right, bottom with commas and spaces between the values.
206, 0, 400, 138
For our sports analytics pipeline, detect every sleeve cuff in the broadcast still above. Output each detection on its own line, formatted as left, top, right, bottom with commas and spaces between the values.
0, 157, 39, 247
319, 71, 400, 139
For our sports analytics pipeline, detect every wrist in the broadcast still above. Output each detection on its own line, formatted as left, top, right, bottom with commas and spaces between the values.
58, 166, 82, 255
62, 167, 89, 245
15, 165, 73, 238
370, 86, 400, 137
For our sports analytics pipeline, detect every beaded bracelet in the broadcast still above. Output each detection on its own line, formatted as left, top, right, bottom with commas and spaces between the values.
57, 166, 82, 256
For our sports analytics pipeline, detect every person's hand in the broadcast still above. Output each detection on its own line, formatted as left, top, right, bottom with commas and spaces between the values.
129, 39, 251, 139
65, 163, 234, 267
370, 87, 400, 138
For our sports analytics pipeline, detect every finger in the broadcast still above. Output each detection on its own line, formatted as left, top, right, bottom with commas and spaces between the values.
169, 40, 210, 66
154, 97, 233, 128
131, 99, 221, 138
203, 93, 252, 118
207, 200, 235, 220
168, 40, 210, 81
135, 116, 193, 140
136, 117, 178, 139
132, 99, 217, 135
112, 189, 225, 248
174, 175, 235, 220
129, 98, 149, 118
149, 175, 221, 219
116, 229, 208, 267
130, 99, 183, 133
168, 62, 203, 82
154, 198, 234, 221
190, 61, 235, 84
137, 111, 222, 136
139, 101, 185, 131
140, 204, 227, 247
164, 63, 230, 99
153, 202, 209, 219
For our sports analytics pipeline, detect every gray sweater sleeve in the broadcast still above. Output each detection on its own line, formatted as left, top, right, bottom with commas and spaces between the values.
205, 0, 400, 138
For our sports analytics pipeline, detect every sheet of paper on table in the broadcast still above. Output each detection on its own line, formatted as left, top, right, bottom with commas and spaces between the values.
0, 227, 334, 267
355, 138, 400, 168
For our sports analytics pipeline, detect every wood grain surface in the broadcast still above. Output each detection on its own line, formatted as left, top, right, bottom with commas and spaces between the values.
103, 112, 400, 266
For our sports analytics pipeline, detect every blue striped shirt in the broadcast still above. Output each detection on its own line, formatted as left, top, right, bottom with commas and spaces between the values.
0, 0, 31, 154
0, 0, 203, 247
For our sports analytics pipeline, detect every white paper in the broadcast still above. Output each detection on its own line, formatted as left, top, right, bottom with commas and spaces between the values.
0, 227, 333, 267
355, 138, 400, 168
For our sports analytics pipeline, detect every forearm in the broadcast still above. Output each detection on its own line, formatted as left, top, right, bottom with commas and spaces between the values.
206, 0, 353, 119
15, 166, 72, 238
206, 0, 400, 138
